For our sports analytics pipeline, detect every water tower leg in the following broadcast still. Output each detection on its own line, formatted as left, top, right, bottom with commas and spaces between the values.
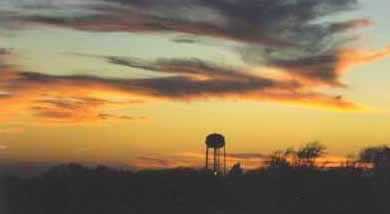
213, 148, 217, 173
218, 148, 221, 172
205, 147, 209, 169
224, 145, 226, 175
216, 148, 219, 172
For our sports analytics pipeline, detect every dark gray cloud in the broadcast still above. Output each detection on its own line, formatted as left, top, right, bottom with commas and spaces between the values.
0, 10, 31, 35
2, 55, 359, 110
22, 0, 363, 45
38, 97, 116, 109
18, 0, 370, 87
5, 66, 285, 98
171, 37, 198, 44
102, 56, 283, 85
246, 50, 345, 86
0, 48, 12, 73
34, 108, 74, 119
0, 93, 12, 99
91, 55, 360, 109
0, 48, 12, 55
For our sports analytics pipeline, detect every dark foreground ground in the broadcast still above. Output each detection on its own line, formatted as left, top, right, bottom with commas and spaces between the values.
1, 163, 390, 214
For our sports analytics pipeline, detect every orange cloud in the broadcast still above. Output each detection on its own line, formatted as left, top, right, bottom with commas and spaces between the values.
242, 89, 362, 112
129, 154, 199, 169
336, 46, 390, 76
0, 70, 150, 124
0, 127, 24, 134
0, 145, 8, 150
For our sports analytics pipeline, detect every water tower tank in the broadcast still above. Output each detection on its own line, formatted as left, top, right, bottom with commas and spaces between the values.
205, 133, 226, 175
206, 133, 225, 148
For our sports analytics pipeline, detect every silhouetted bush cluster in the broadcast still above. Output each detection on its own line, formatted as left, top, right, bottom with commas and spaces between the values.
2, 162, 390, 214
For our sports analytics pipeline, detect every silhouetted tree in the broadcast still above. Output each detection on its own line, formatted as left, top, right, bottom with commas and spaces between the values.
296, 142, 326, 167
267, 149, 292, 169
359, 145, 390, 169
228, 162, 243, 176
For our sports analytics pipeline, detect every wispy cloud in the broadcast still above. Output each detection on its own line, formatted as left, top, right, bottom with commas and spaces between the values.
0, 48, 12, 70
0, 127, 24, 134
17, 0, 363, 44
0, 145, 8, 150
0, 70, 149, 124
0, 48, 12, 55
84, 55, 362, 110
15, 0, 387, 87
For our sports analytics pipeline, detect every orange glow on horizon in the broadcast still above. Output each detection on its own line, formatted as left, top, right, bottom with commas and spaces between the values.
127, 152, 374, 170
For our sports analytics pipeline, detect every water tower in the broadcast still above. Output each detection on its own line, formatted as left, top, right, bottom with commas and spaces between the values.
205, 133, 226, 175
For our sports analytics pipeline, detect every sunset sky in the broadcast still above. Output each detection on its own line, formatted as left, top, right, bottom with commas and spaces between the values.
1, 0, 390, 170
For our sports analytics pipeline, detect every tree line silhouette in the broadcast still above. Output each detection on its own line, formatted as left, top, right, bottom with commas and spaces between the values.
2, 143, 390, 214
